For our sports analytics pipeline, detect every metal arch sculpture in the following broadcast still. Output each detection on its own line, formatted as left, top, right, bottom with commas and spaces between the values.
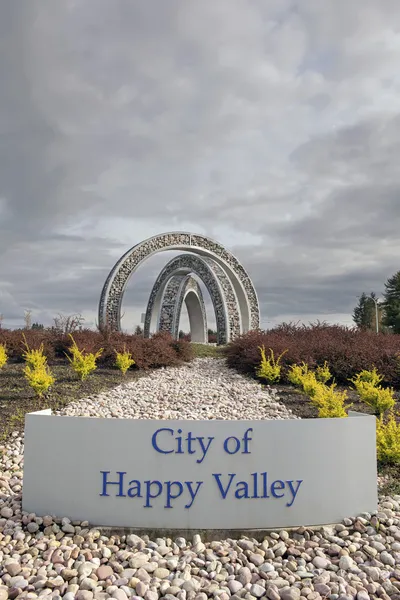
98, 231, 259, 333
158, 275, 208, 343
143, 253, 241, 344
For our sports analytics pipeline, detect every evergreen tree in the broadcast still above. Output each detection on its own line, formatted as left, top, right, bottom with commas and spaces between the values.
352, 292, 376, 330
382, 271, 400, 333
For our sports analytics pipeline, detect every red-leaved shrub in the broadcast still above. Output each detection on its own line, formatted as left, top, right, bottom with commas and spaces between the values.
0, 329, 56, 362
225, 323, 400, 388
0, 328, 193, 370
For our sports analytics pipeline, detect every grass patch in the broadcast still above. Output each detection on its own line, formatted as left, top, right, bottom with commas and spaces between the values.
0, 362, 143, 442
191, 344, 226, 358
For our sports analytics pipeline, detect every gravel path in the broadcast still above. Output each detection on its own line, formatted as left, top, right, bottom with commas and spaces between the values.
0, 359, 399, 600
58, 359, 295, 421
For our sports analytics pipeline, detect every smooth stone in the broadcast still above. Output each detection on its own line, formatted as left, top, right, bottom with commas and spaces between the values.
97, 565, 114, 580
80, 578, 97, 591
136, 568, 151, 582
182, 580, 201, 592
62, 569, 79, 580
260, 564, 275, 574
250, 554, 265, 567
313, 557, 329, 570
314, 584, 331, 596
228, 581, 244, 594
266, 586, 280, 600
153, 568, 170, 579
380, 552, 395, 566
251, 584, 266, 597
127, 535, 144, 547
112, 590, 129, 600
238, 568, 252, 585
280, 587, 301, 600
338, 557, 355, 571
136, 581, 149, 596
76, 592, 94, 600
78, 563, 95, 578
8, 577, 29, 590
130, 555, 150, 568
5, 563, 21, 577
362, 567, 380, 582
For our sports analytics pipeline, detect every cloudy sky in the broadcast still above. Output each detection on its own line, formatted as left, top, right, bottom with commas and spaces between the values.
1, 0, 400, 332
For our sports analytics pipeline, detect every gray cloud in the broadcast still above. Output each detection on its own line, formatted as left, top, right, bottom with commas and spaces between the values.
1, 0, 400, 331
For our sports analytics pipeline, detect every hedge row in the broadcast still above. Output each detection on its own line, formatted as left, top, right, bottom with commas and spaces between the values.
0, 329, 193, 370
225, 323, 400, 387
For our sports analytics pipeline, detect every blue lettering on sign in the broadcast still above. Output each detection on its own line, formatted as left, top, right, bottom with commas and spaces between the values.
212, 473, 303, 507
100, 471, 203, 509
222, 428, 253, 454
151, 428, 214, 464
100, 427, 304, 509
223, 437, 241, 454
100, 471, 127, 497
151, 428, 174, 454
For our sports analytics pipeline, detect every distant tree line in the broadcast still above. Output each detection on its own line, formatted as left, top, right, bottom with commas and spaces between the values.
352, 271, 400, 333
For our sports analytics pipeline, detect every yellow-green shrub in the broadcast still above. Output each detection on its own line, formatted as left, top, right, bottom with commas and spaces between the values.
351, 367, 383, 388
256, 346, 287, 384
115, 347, 135, 375
287, 363, 309, 387
287, 363, 320, 397
351, 367, 394, 415
376, 413, 400, 464
308, 380, 330, 407
313, 384, 350, 418
301, 372, 321, 398
22, 336, 47, 369
0, 343, 7, 368
288, 360, 349, 418
66, 334, 103, 381
24, 364, 55, 397
315, 361, 331, 384
355, 381, 395, 415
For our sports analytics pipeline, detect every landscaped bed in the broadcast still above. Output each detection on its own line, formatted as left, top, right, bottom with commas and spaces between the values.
0, 327, 195, 441
0, 362, 144, 441
0, 336, 225, 441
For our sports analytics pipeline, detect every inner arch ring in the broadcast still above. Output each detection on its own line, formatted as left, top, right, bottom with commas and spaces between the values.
144, 253, 240, 344
158, 275, 208, 343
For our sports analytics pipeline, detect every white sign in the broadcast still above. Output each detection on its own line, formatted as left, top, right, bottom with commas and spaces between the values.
23, 411, 377, 530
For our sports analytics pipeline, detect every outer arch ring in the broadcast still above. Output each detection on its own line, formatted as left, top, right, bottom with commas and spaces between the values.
98, 231, 259, 332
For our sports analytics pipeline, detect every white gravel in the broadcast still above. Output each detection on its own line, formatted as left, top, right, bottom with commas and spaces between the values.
58, 359, 295, 421
1, 358, 399, 600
